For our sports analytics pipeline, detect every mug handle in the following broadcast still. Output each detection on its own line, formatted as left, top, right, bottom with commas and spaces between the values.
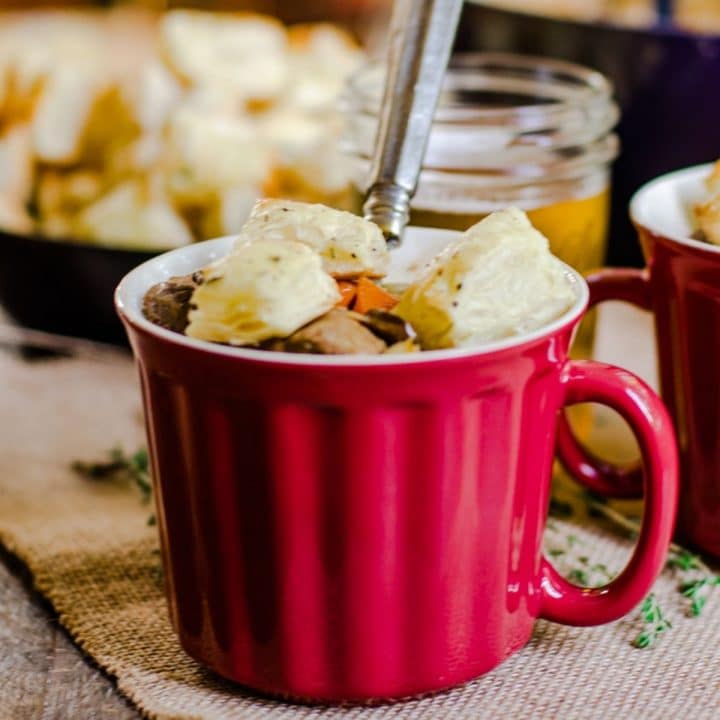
556, 268, 652, 498
541, 359, 677, 625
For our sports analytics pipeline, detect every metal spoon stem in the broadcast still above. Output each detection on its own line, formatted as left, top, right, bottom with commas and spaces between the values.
363, 0, 464, 245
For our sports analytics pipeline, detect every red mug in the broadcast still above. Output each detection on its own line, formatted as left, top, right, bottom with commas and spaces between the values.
558, 163, 720, 559
116, 228, 678, 703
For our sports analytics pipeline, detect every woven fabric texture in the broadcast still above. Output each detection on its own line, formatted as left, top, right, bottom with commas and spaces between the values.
0, 347, 718, 720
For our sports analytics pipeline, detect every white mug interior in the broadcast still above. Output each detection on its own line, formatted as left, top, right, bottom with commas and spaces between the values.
630, 162, 720, 254
115, 226, 588, 366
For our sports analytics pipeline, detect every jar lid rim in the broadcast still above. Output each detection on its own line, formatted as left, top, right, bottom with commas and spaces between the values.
344, 51, 614, 119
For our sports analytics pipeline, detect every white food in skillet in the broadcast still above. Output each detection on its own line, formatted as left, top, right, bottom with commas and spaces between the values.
160, 11, 288, 103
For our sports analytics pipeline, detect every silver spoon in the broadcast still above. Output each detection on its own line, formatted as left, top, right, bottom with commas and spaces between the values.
362, 0, 464, 246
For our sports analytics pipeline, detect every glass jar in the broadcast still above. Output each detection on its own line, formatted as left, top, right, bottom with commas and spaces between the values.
340, 53, 619, 365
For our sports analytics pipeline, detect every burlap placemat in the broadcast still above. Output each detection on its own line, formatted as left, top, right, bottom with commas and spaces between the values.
1, 344, 719, 720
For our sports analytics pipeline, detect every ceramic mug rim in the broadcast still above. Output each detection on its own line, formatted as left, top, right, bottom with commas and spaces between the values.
630, 162, 720, 256
115, 228, 589, 368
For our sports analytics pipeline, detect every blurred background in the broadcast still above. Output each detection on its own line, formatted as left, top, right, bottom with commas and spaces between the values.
0, 0, 718, 343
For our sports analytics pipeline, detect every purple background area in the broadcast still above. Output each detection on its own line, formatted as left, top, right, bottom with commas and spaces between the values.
456, 4, 720, 267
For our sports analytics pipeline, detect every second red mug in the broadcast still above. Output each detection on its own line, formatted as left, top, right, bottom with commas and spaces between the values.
559, 163, 720, 558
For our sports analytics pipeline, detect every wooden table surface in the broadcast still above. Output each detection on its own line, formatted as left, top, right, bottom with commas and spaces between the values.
0, 548, 140, 719
0, 304, 656, 719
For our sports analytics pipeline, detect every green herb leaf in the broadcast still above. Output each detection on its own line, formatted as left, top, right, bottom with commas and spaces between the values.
667, 550, 702, 571
548, 489, 720, 650
633, 594, 670, 648
633, 632, 652, 649
691, 596, 707, 617
72, 447, 154, 506
568, 568, 590, 586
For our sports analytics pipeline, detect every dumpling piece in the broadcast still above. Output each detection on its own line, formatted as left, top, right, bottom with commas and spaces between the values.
704, 159, 720, 198
286, 24, 365, 112
695, 165, 720, 245
0, 193, 33, 234
74, 179, 193, 250
394, 208, 577, 349
695, 194, 720, 246
165, 107, 273, 205
159, 11, 288, 104
31, 66, 109, 165
0, 123, 34, 203
185, 239, 340, 346
236, 199, 389, 279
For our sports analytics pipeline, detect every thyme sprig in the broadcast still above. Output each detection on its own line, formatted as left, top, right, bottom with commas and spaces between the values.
548, 487, 720, 648
72, 446, 156, 525
668, 550, 720, 617
633, 594, 672, 648
545, 515, 613, 587
545, 523, 615, 589
584, 495, 720, 619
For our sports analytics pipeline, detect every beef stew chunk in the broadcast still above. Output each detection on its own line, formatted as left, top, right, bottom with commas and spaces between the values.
277, 308, 387, 355
360, 309, 411, 345
142, 272, 203, 333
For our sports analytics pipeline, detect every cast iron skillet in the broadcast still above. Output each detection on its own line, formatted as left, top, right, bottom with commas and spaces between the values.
0, 229, 158, 345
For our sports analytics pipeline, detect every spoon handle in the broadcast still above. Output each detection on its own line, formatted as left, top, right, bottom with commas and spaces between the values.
363, 0, 464, 245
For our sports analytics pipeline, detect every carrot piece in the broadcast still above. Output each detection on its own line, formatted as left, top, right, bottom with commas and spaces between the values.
335, 280, 357, 308
353, 277, 398, 314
